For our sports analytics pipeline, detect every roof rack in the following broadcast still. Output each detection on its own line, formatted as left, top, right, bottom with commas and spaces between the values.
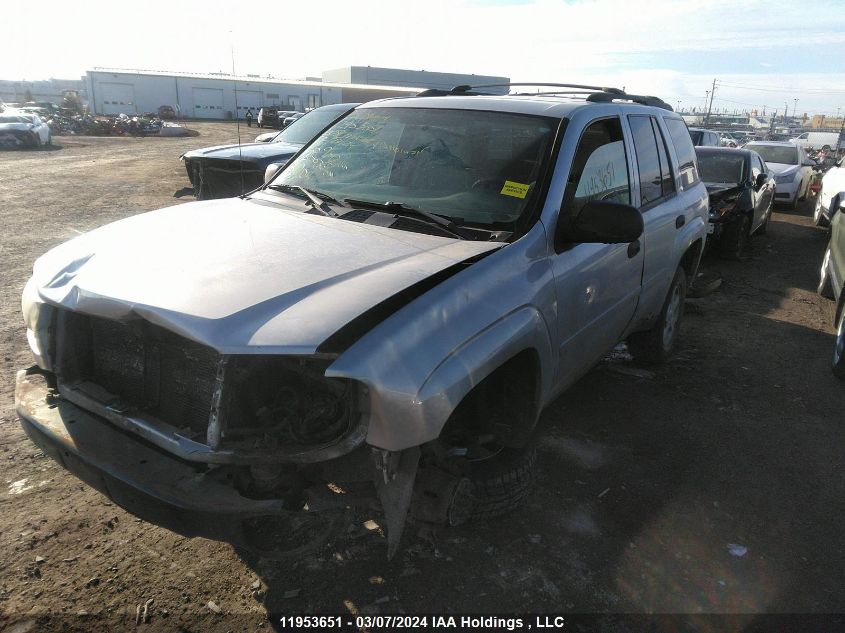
421, 82, 673, 111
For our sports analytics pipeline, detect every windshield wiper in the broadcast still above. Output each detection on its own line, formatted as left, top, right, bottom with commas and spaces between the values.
268, 184, 341, 217
343, 198, 475, 240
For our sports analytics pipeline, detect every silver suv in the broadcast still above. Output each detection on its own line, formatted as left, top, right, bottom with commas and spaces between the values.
16, 84, 708, 558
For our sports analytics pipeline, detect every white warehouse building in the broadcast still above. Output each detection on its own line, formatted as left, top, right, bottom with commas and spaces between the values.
84, 66, 509, 118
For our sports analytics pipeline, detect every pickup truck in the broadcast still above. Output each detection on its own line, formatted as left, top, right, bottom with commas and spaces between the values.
17, 85, 708, 559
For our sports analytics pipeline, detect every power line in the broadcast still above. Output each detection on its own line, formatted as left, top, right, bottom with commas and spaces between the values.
717, 81, 845, 96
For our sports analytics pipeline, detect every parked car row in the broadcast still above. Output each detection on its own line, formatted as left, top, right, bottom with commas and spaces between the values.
816, 156, 845, 376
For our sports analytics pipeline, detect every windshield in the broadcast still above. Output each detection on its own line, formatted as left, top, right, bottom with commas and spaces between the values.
689, 130, 704, 145
273, 107, 352, 145
696, 152, 746, 184
746, 144, 799, 165
269, 106, 557, 228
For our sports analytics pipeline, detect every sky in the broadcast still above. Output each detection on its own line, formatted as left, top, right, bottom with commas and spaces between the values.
4, 0, 845, 117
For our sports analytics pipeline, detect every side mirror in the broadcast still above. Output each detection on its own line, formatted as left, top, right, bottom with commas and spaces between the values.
755, 173, 768, 189
264, 163, 283, 184
803, 160, 816, 167
557, 200, 644, 245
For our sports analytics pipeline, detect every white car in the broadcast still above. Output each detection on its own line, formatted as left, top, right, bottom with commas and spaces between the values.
0, 111, 51, 149
745, 141, 814, 209
814, 156, 845, 227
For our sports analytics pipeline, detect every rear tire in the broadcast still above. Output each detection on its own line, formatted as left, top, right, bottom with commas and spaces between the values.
628, 266, 687, 365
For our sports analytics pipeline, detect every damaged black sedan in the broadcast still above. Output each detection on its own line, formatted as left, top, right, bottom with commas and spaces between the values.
696, 147, 775, 259
181, 103, 357, 199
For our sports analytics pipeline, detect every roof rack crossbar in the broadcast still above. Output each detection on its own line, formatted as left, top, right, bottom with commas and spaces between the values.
425, 82, 674, 111
450, 82, 624, 94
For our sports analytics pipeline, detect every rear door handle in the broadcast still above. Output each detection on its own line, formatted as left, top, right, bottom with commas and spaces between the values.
627, 240, 641, 258
675, 215, 686, 229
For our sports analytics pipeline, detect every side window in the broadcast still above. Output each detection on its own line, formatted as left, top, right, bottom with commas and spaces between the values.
651, 118, 676, 197
750, 155, 761, 180
664, 118, 700, 189
628, 115, 663, 206
563, 117, 631, 218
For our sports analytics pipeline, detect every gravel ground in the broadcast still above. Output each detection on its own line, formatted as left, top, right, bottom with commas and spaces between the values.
1, 123, 844, 632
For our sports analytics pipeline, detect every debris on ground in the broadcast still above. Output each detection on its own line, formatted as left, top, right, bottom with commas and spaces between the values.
727, 543, 748, 557
606, 365, 656, 379
206, 600, 222, 614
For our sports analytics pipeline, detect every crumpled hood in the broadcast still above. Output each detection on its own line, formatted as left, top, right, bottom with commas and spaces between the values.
181, 140, 302, 162
766, 162, 798, 176
705, 183, 744, 200
31, 198, 501, 354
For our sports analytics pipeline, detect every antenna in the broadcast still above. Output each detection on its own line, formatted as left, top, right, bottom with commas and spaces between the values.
229, 31, 245, 196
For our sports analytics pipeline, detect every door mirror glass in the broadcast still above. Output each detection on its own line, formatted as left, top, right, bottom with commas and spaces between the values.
754, 172, 767, 189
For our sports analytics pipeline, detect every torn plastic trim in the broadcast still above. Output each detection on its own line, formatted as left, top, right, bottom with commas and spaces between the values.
316, 247, 504, 355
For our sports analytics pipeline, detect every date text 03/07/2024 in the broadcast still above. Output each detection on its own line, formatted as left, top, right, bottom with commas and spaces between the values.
276, 615, 568, 630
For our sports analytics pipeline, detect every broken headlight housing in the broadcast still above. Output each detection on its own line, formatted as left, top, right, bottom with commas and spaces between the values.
222, 357, 362, 456
21, 277, 55, 371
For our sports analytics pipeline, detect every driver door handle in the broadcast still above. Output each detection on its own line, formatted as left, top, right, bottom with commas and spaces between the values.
675, 215, 686, 229
628, 240, 641, 258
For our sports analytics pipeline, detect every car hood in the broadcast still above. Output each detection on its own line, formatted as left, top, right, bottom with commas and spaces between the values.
766, 162, 799, 176
31, 198, 501, 354
181, 140, 303, 162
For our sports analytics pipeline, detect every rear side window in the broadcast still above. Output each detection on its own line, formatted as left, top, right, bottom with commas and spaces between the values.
652, 118, 676, 197
664, 118, 700, 189
628, 115, 663, 206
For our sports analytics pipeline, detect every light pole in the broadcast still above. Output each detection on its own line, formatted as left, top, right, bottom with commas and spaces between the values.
793, 98, 799, 120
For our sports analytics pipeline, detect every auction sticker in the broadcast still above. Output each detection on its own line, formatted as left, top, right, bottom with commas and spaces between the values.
500, 180, 530, 199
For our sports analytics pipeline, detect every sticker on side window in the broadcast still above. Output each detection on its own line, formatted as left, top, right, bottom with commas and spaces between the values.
500, 180, 530, 199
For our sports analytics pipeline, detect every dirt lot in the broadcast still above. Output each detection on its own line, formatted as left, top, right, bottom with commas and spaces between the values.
1, 123, 844, 632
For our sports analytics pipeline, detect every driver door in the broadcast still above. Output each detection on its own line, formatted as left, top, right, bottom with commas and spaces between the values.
550, 116, 643, 388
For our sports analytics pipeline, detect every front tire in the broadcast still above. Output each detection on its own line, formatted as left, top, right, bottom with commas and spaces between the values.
757, 202, 772, 235
468, 444, 537, 520
628, 266, 687, 365
719, 214, 750, 260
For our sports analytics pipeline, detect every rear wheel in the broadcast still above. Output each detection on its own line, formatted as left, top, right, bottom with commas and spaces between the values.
46, 132, 52, 146
628, 266, 687, 365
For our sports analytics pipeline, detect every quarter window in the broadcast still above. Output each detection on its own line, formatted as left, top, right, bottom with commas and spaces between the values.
664, 118, 700, 189
563, 117, 631, 218
651, 118, 676, 197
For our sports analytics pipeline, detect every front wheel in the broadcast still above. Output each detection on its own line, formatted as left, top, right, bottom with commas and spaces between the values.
757, 202, 772, 235
468, 443, 537, 520
719, 214, 750, 260
628, 266, 687, 365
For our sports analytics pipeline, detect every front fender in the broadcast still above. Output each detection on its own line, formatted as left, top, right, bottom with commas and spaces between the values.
326, 223, 557, 451
415, 307, 553, 446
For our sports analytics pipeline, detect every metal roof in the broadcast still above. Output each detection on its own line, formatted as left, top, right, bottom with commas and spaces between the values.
86, 68, 421, 93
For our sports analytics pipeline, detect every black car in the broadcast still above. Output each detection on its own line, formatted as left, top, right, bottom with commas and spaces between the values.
181, 103, 358, 199
696, 147, 776, 259
257, 107, 298, 128
818, 195, 845, 377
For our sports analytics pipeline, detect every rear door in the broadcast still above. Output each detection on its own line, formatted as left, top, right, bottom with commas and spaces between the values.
626, 114, 682, 323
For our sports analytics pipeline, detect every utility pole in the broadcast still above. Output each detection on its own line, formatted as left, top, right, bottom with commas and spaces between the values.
793, 98, 799, 119
704, 78, 717, 126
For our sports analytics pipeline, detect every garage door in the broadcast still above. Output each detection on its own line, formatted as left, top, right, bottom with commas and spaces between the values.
192, 88, 224, 119
100, 83, 136, 115
235, 90, 261, 119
